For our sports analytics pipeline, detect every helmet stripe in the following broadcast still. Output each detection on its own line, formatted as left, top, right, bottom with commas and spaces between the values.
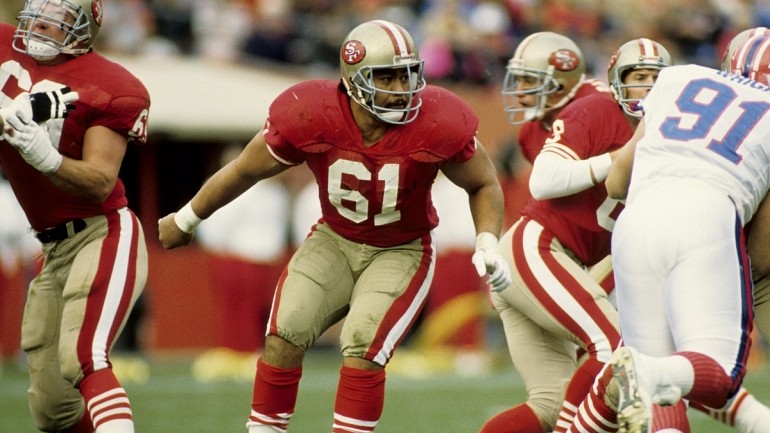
750, 37, 770, 79
738, 36, 768, 77
638, 38, 658, 59
372, 19, 411, 55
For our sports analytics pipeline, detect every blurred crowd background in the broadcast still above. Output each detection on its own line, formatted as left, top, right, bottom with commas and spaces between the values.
1, 0, 767, 81
2, 0, 770, 380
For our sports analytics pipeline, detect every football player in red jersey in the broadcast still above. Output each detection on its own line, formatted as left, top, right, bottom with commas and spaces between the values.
499, 32, 614, 286
501, 31, 609, 165
480, 38, 671, 433
158, 19, 510, 433
0, 0, 150, 432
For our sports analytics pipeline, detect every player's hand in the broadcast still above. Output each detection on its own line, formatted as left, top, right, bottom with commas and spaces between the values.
3, 120, 62, 174
158, 213, 195, 249
29, 86, 79, 123
472, 232, 511, 292
1, 92, 34, 130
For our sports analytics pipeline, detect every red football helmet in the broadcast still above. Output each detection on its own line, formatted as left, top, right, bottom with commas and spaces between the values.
728, 32, 770, 86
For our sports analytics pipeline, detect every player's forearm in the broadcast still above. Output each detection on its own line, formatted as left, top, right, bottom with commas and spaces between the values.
529, 151, 611, 199
46, 157, 117, 202
468, 182, 504, 237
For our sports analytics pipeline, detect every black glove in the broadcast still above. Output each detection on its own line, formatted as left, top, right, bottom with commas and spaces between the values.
29, 86, 79, 123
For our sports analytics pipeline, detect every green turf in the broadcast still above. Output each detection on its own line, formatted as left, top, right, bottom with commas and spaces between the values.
1, 347, 768, 433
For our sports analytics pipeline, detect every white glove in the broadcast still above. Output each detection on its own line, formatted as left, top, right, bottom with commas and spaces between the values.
2, 120, 62, 174
1, 92, 34, 129
471, 232, 511, 292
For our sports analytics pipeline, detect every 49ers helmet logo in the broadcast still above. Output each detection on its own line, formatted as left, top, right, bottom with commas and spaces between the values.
342, 40, 366, 65
549, 49, 580, 71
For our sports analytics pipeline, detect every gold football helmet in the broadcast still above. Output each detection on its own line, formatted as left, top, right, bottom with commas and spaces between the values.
607, 38, 672, 118
340, 20, 425, 125
13, 0, 103, 61
501, 32, 585, 125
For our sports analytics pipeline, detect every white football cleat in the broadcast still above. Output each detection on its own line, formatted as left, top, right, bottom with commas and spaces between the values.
612, 346, 652, 433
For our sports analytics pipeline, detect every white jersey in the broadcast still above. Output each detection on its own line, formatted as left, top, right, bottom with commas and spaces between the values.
629, 64, 770, 225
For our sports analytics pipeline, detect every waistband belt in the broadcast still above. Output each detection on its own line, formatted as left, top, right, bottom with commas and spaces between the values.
35, 219, 87, 243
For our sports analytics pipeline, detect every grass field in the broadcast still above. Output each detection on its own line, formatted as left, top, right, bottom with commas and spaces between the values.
1, 346, 769, 433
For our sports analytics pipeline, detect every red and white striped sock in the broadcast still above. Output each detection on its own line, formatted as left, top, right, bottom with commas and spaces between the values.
247, 357, 302, 432
332, 366, 385, 433
568, 365, 618, 433
78, 369, 133, 433
555, 357, 605, 433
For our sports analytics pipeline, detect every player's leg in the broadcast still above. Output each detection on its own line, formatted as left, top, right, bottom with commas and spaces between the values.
335, 231, 435, 433
480, 303, 577, 433
22, 264, 90, 432
248, 223, 355, 433
486, 218, 621, 433
611, 184, 749, 432
686, 274, 770, 433
54, 210, 146, 433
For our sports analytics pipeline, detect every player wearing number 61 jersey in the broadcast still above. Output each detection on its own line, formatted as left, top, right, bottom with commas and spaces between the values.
159, 19, 510, 433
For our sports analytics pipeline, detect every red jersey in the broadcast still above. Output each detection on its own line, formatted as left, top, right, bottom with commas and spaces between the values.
0, 23, 150, 231
523, 92, 630, 266
518, 80, 608, 164
264, 80, 477, 247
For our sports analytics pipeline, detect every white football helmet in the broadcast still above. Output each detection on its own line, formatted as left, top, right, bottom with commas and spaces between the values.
721, 27, 770, 73
340, 20, 425, 125
607, 38, 672, 118
501, 32, 585, 125
727, 33, 770, 86
13, 0, 103, 62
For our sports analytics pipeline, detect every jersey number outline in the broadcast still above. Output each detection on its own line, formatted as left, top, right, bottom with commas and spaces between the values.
328, 160, 401, 225
659, 78, 770, 164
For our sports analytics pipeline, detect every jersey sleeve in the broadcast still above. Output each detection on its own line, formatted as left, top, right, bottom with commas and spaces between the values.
263, 80, 347, 165
406, 86, 479, 164
92, 68, 151, 143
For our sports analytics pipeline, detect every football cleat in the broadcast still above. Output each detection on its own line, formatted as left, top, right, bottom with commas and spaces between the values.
612, 346, 652, 433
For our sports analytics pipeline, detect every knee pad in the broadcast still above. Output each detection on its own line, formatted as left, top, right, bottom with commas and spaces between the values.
28, 380, 85, 432
59, 347, 86, 385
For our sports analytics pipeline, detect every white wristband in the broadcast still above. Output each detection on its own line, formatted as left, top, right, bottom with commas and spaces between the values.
174, 202, 202, 234
475, 232, 498, 251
